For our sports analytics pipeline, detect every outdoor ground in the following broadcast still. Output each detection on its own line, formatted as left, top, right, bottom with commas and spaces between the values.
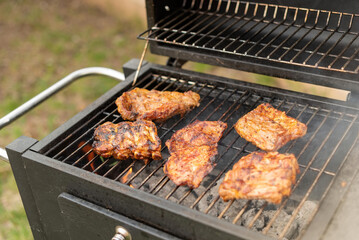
0, 1, 153, 239
0, 1, 342, 239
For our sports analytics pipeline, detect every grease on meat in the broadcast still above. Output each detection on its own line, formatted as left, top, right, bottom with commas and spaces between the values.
92, 120, 161, 162
234, 103, 307, 151
164, 120, 227, 188
219, 152, 299, 204
116, 88, 200, 122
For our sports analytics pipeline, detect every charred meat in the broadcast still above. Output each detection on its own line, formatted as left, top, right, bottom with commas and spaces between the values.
164, 120, 227, 188
116, 88, 200, 121
234, 103, 307, 151
219, 152, 299, 204
92, 120, 161, 162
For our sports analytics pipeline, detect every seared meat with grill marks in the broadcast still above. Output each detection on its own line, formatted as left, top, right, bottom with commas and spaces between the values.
116, 88, 200, 122
219, 152, 299, 204
164, 120, 227, 188
92, 120, 161, 162
234, 103, 307, 151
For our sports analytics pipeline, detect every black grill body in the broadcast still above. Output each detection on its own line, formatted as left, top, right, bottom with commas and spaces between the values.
6, 61, 359, 240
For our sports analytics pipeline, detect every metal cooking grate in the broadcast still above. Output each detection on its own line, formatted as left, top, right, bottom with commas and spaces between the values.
42, 72, 359, 239
139, 0, 359, 74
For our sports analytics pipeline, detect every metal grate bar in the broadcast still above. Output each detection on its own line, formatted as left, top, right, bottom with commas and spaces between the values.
45, 71, 359, 240
215, 100, 295, 219
342, 44, 359, 71
218, 199, 234, 219
140, 1, 359, 73
203, 2, 250, 48
328, 33, 359, 68
59, 107, 119, 163
290, 12, 333, 63
163, 7, 214, 42
171, 94, 259, 203
233, 6, 284, 53
304, 14, 346, 65
182, 99, 286, 205
223, 5, 270, 51
247, 7, 297, 56
248, 202, 267, 229
76, 75, 184, 173
212, 4, 259, 49
192, 1, 241, 46
152, 1, 204, 40
181, 2, 232, 44
225, 103, 309, 227
259, 8, 310, 58
263, 108, 332, 234
45, 73, 151, 159
277, 11, 321, 60
315, 15, 354, 67
59, 74, 166, 164
106, 77, 199, 182
140, 86, 232, 191
232, 200, 251, 224
149, 88, 241, 194
319, 133, 359, 198
279, 114, 358, 238
263, 110, 340, 234
188, 95, 264, 207
127, 83, 215, 188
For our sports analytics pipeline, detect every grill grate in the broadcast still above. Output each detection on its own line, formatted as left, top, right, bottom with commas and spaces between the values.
139, 0, 359, 74
42, 72, 359, 239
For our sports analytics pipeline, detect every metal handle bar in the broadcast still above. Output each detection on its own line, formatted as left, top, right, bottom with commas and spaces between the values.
0, 67, 125, 162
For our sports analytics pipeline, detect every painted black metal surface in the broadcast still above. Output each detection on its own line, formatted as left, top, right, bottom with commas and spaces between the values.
6, 137, 44, 240
58, 193, 180, 240
17, 62, 358, 239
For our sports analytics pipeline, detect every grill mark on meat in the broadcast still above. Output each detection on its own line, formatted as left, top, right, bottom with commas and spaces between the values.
234, 103, 307, 151
116, 88, 200, 122
92, 120, 162, 162
219, 152, 299, 204
164, 120, 227, 189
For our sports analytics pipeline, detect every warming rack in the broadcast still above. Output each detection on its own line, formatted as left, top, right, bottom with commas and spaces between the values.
139, 0, 359, 74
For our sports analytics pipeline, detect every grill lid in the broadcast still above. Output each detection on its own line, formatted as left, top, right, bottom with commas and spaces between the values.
140, 0, 359, 94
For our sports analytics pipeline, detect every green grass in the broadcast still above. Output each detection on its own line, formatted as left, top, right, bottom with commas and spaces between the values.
0, 162, 31, 240
0, 1, 156, 239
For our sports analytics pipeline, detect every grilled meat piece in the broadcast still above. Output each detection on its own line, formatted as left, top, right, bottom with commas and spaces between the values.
219, 152, 299, 204
164, 145, 218, 189
234, 103, 307, 151
116, 88, 200, 121
92, 120, 161, 162
164, 120, 227, 188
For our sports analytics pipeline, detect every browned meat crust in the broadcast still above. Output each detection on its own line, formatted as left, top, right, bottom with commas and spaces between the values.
92, 120, 162, 162
115, 88, 200, 121
234, 103, 307, 151
219, 152, 299, 204
164, 120, 227, 188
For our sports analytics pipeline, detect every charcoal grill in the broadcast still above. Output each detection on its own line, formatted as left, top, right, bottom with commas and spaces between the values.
1, 0, 359, 239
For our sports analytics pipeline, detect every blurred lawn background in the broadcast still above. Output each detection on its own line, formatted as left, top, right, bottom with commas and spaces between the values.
0, 0, 345, 239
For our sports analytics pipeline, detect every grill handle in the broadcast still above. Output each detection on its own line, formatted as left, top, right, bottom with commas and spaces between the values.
112, 226, 132, 240
0, 67, 125, 163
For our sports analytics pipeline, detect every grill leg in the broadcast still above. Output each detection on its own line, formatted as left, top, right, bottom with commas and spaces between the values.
6, 136, 44, 240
